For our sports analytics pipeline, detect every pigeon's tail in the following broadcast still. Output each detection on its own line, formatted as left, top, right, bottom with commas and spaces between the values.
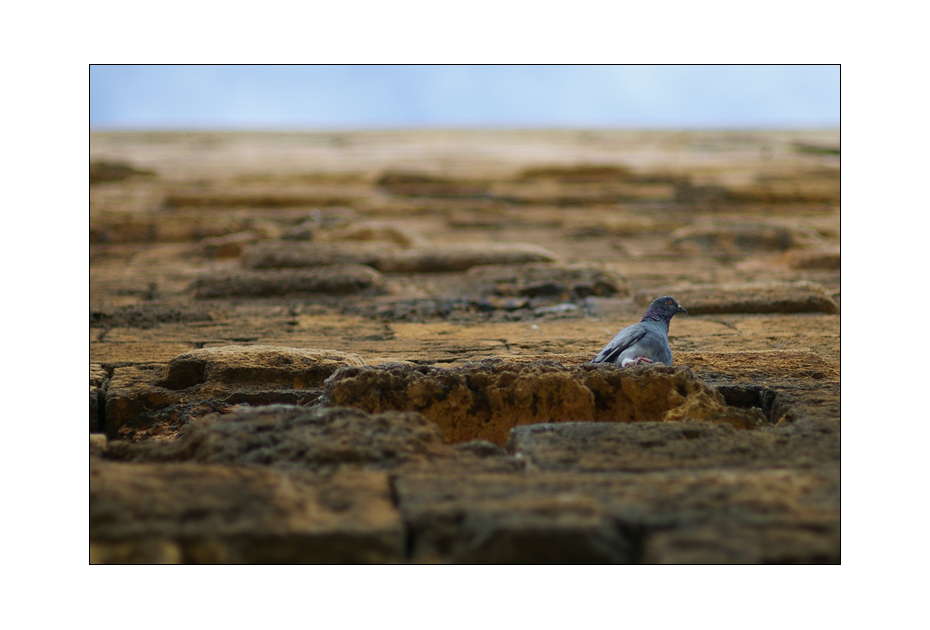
592, 342, 627, 364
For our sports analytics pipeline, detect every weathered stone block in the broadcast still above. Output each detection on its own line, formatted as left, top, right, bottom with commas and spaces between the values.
90, 161, 155, 184
506, 420, 839, 472
642, 523, 840, 564
164, 191, 357, 208
465, 262, 629, 300
90, 302, 225, 329
376, 172, 489, 197
105, 346, 366, 441
198, 231, 261, 258
90, 364, 108, 387
104, 364, 185, 440
90, 214, 259, 244
241, 241, 558, 273
678, 350, 840, 386
636, 281, 838, 315
515, 164, 637, 183
90, 461, 403, 563
394, 469, 839, 563
90, 364, 108, 433
161, 345, 366, 392
669, 223, 825, 256
782, 247, 841, 270
568, 214, 685, 237
105, 405, 525, 474
90, 434, 107, 458
395, 474, 634, 563
321, 360, 766, 445
90, 386, 100, 432
321, 220, 429, 248
90, 342, 198, 364
191, 265, 386, 299
241, 242, 383, 269
378, 243, 558, 273
108, 405, 448, 468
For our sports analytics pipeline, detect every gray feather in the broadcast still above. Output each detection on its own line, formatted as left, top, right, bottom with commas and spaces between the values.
591, 296, 686, 367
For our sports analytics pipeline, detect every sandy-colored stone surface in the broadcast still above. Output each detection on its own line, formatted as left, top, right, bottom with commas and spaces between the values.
90, 129, 840, 563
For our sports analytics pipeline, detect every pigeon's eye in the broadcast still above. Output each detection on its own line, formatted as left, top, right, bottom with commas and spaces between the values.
666, 300, 672, 305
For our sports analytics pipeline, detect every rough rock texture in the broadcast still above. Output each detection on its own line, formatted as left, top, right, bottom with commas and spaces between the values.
782, 247, 841, 270
90, 364, 108, 433
465, 262, 629, 300
641, 524, 840, 564
379, 243, 559, 273
105, 405, 525, 475
241, 241, 558, 273
636, 282, 838, 315
355, 297, 512, 322
91, 130, 841, 563
280, 220, 317, 241
107, 405, 450, 469
506, 420, 839, 472
679, 350, 839, 385
90, 461, 403, 563
674, 179, 839, 205
190, 265, 386, 298
105, 346, 366, 441
241, 241, 384, 269
163, 190, 359, 209
569, 215, 685, 237
90, 434, 107, 458
516, 164, 638, 182
320, 360, 767, 445
198, 231, 261, 258
491, 180, 676, 205
669, 223, 826, 256
161, 345, 366, 392
377, 172, 490, 197
90, 303, 225, 330
90, 214, 275, 244
395, 469, 839, 563
320, 220, 430, 248
90, 161, 155, 184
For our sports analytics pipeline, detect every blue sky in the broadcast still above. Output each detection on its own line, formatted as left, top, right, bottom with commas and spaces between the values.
89, 65, 839, 130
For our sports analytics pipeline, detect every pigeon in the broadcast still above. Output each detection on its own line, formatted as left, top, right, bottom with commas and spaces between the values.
591, 296, 687, 367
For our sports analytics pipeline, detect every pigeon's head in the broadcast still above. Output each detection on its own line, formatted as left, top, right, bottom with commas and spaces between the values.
644, 296, 687, 321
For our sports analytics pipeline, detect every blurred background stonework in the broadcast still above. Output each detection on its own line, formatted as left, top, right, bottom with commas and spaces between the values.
89, 128, 839, 563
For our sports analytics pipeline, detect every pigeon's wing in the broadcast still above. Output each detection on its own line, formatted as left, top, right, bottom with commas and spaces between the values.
592, 324, 648, 364
631, 325, 673, 364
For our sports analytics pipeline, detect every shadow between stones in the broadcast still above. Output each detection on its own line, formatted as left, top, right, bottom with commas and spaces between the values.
713, 385, 780, 424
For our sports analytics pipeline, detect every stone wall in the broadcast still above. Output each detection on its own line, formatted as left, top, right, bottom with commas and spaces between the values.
90, 130, 840, 563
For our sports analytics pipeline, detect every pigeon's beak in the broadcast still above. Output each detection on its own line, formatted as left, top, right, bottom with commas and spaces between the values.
677, 306, 688, 314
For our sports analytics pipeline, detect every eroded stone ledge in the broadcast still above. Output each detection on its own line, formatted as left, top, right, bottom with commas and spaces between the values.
320, 360, 767, 445
636, 281, 838, 315
105, 346, 365, 441
465, 262, 629, 300
669, 223, 826, 256
105, 405, 458, 471
190, 265, 386, 298
241, 241, 558, 273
